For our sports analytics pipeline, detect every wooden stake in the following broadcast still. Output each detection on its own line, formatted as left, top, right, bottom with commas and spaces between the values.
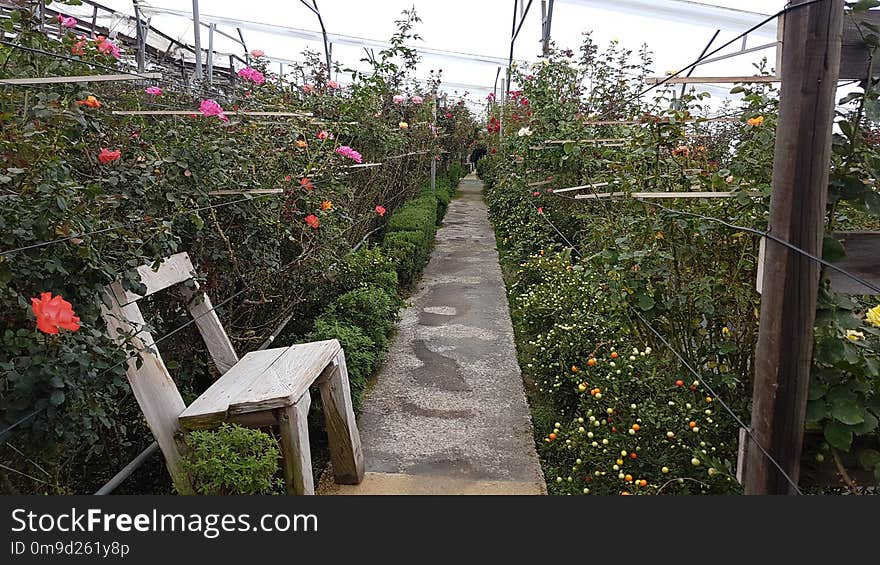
744, 0, 844, 495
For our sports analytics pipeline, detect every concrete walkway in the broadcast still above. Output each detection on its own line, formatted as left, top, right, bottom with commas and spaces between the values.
323, 174, 545, 495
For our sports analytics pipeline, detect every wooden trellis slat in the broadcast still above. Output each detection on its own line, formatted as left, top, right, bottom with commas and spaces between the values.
0, 73, 162, 85
208, 188, 284, 196
645, 76, 780, 84
111, 110, 314, 117
544, 138, 627, 144
582, 117, 740, 125
574, 191, 760, 200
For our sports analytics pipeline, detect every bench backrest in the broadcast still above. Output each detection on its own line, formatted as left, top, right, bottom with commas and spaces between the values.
100, 252, 239, 493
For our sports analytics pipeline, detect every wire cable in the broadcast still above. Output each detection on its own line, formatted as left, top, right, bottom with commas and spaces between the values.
630, 307, 803, 494
0, 193, 276, 256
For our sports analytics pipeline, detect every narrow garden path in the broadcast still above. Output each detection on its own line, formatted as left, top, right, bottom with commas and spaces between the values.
322, 174, 546, 495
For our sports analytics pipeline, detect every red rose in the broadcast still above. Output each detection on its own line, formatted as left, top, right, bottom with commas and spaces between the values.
31, 292, 81, 335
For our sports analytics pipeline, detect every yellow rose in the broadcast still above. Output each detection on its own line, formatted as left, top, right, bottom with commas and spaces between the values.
867, 304, 880, 328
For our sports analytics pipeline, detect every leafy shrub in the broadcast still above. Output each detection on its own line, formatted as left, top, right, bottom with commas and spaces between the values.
181, 424, 281, 495
306, 318, 377, 408
332, 248, 399, 296
323, 286, 398, 349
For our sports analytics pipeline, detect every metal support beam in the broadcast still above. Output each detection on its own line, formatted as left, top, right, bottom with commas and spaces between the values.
191, 0, 203, 80
206, 23, 214, 84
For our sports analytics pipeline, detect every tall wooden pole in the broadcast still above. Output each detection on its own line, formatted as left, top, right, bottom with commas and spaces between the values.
744, 0, 844, 495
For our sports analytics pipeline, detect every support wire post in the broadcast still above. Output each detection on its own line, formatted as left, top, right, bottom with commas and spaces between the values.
206, 23, 214, 84
744, 0, 844, 495
191, 0, 203, 80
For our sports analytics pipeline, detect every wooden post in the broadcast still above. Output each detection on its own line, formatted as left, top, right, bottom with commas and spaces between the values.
317, 352, 365, 484
277, 391, 315, 495
744, 0, 844, 495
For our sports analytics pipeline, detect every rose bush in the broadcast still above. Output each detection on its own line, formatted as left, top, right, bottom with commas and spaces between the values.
0, 5, 475, 494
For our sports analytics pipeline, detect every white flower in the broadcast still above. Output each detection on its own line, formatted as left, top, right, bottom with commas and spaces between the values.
845, 329, 865, 341
517, 127, 532, 137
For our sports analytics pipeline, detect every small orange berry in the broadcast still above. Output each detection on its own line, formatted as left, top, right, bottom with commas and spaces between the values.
625, 474, 633, 482
587, 358, 597, 367
611, 351, 619, 359
631, 424, 640, 432
689, 421, 696, 429
548, 433, 557, 441
630, 452, 637, 459
639, 479, 647, 487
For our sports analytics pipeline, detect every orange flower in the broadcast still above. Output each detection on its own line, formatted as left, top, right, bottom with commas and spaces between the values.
321, 200, 333, 210
296, 140, 308, 148
305, 214, 320, 229
76, 95, 101, 108
747, 116, 765, 127
31, 292, 81, 335
98, 148, 121, 164
672, 146, 690, 158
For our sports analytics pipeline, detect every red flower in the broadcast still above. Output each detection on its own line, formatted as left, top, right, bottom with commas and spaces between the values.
445, 112, 452, 119
520, 97, 529, 106
284, 175, 292, 182
98, 148, 121, 164
300, 178, 314, 190
533, 191, 540, 197
375, 205, 386, 216
489, 148, 496, 154
537, 207, 544, 215
305, 214, 320, 229
31, 292, 81, 335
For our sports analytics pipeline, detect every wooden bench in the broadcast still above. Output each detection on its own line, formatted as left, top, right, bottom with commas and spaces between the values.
101, 252, 364, 495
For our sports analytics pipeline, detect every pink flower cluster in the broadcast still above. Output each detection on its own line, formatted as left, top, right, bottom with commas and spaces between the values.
57, 15, 77, 28
327, 80, 339, 89
96, 36, 121, 59
392, 94, 405, 104
487, 93, 496, 102
237, 66, 266, 85
335, 146, 362, 163
411, 95, 424, 104
250, 49, 265, 58
199, 99, 229, 122
145, 86, 163, 96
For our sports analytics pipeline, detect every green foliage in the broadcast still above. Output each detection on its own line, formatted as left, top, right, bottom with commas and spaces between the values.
323, 286, 399, 349
181, 424, 282, 495
306, 318, 377, 408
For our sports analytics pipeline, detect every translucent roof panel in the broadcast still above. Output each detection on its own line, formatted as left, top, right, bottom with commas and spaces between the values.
49, 1, 795, 110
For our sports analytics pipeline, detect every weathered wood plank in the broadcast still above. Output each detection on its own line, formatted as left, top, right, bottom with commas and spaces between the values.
179, 340, 341, 429
207, 188, 284, 196
111, 110, 313, 117
277, 392, 314, 495
825, 231, 880, 295
182, 288, 239, 374
318, 352, 365, 485
645, 75, 780, 84
114, 252, 196, 304
101, 292, 192, 494
0, 73, 162, 85
758, 232, 880, 295
573, 190, 760, 200
840, 10, 880, 80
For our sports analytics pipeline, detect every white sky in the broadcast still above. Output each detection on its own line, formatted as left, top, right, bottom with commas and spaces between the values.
60, 1, 791, 108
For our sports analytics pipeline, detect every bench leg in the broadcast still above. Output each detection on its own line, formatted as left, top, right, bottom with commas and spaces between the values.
318, 351, 365, 485
277, 391, 314, 495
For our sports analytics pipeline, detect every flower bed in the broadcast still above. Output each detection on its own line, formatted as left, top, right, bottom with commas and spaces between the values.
482, 35, 880, 493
